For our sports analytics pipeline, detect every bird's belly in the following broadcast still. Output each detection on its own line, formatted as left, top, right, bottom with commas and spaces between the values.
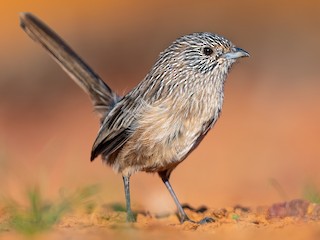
112, 113, 215, 176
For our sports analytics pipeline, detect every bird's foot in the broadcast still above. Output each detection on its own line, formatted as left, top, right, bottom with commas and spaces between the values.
180, 215, 215, 225
126, 211, 136, 222
197, 216, 215, 224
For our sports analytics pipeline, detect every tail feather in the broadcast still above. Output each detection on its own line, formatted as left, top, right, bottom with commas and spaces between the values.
19, 12, 119, 117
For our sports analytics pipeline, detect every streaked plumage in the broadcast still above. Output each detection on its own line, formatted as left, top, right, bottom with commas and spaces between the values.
20, 13, 249, 224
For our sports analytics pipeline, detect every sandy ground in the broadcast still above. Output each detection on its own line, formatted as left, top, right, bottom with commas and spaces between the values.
1, 198, 320, 239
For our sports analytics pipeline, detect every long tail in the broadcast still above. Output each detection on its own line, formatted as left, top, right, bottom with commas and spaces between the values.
19, 12, 119, 118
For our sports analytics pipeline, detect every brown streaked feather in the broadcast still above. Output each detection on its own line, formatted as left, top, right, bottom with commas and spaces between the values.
90, 95, 143, 161
90, 127, 131, 161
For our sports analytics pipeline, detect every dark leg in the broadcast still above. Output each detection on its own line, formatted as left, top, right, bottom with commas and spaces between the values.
122, 175, 136, 222
159, 171, 214, 224
161, 175, 191, 223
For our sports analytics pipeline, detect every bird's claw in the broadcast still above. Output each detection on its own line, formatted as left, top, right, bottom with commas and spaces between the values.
181, 216, 215, 225
126, 212, 136, 222
198, 216, 215, 224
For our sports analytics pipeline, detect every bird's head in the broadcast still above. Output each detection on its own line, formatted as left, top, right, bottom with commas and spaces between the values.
156, 32, 249, 80
175, 32, 248, 73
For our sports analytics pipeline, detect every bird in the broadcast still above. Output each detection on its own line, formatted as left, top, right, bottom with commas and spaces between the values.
19, 12, 249, 224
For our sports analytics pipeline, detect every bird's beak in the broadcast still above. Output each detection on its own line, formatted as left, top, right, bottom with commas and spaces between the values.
223, 47, 250, 60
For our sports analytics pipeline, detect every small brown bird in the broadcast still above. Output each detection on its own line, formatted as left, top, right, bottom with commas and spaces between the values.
20, 13, 249, 224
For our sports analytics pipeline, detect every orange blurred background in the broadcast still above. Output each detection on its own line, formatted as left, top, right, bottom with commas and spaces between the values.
1, 0, 320, 214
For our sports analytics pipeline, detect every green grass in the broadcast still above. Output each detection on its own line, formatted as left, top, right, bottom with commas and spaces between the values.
5, 184, 99, 235
231, 214, 240, 221
303, 184, 320, 204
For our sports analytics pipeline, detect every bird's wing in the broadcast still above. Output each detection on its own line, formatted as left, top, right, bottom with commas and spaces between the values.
90, 96, 140, 161
90, 127, 131, 161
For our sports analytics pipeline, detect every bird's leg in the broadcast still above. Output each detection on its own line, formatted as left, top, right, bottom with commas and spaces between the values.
161, 175, 190, 223
122, 175, 136, 222
159, 171, 214, 224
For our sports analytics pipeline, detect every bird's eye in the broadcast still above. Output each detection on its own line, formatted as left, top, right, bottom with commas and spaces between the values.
203, 47, 213, 56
